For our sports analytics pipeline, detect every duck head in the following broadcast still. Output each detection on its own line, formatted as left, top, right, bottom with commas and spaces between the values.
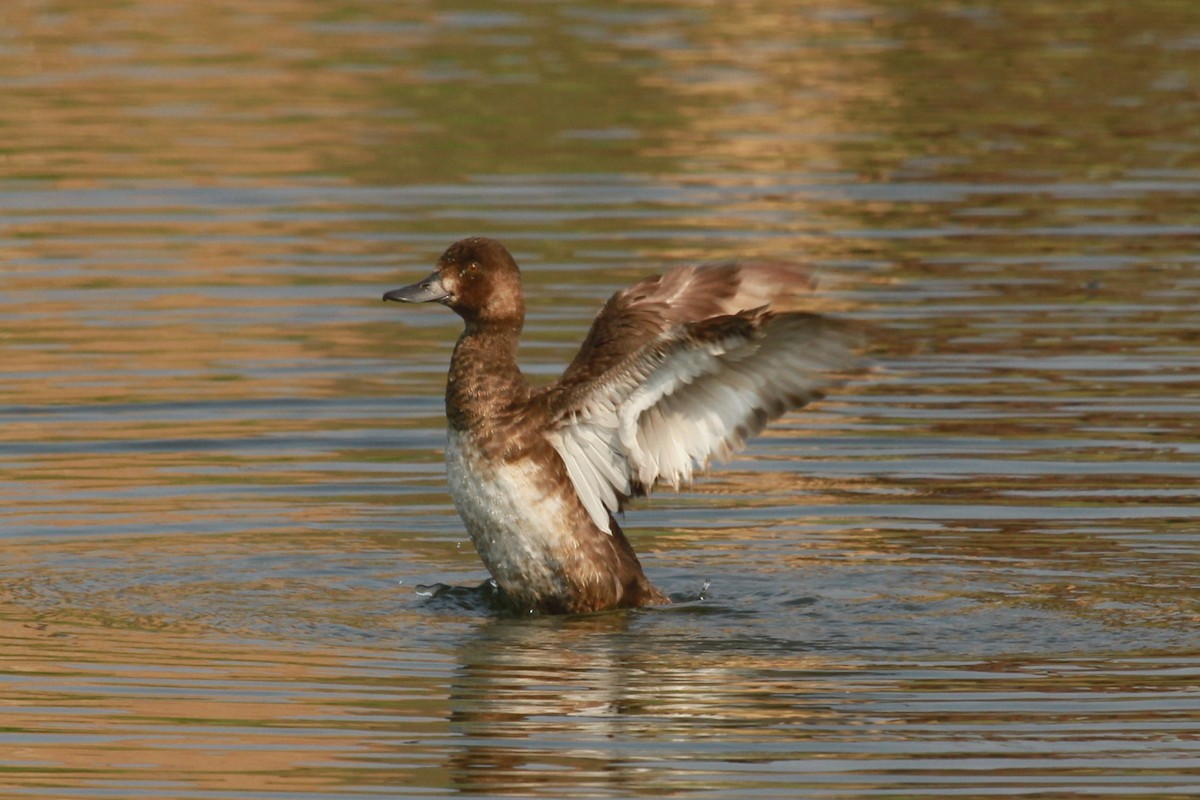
383, 237, 525, 326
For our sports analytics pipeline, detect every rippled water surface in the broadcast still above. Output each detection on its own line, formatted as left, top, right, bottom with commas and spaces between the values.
3, 2, 1199, 798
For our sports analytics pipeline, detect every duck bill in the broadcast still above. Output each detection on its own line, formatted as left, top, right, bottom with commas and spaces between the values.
383, 272, 450, 303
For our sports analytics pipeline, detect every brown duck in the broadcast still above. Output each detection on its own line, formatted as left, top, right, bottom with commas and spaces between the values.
384, 237, 860, 614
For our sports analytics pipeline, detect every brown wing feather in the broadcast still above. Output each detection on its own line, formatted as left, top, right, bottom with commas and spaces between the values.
558, 260, 815, 397
540, 259, 858, 534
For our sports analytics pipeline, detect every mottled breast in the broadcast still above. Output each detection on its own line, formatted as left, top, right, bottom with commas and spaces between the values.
444, 427, 583, 609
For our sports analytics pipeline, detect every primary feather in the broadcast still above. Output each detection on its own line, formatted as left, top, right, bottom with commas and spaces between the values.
541, 261, 862, 533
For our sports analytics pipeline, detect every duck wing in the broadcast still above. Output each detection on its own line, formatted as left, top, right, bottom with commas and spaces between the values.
541, 261, 863, 534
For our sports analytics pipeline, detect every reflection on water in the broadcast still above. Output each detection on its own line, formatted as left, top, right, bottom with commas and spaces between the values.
2, 0, 1199, 798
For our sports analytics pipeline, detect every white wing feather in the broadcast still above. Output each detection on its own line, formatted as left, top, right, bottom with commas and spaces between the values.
546, 313, 860, 533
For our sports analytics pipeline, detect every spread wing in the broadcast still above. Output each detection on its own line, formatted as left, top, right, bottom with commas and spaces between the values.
541, 261, 863, 534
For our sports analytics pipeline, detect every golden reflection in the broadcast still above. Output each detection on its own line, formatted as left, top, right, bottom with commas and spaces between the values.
639, 1, 888, 175
443, 612, 841, 795
1, 1, 1199, 796
0, 612, 449, 793
0, 0, 425, 182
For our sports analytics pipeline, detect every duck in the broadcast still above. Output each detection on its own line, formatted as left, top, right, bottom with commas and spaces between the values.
384, 237, 862, 614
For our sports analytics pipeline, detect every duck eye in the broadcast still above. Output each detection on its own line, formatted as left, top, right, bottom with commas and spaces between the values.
465, 261, 480, 275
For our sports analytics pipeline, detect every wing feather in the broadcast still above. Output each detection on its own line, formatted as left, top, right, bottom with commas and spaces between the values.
542, 261, 862, 534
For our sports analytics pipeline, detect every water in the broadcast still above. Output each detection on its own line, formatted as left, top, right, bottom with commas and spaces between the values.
2, 1, 1199, 797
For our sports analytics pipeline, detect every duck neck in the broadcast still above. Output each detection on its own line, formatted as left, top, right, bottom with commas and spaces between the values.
446, 320, 529, 433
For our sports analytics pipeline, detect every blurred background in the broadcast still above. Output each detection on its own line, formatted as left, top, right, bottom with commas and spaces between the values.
2, 2, 1198, 798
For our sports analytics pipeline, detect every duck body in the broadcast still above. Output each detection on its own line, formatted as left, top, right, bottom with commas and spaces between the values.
440, 321, 666, 613
385, 237, 860, 614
